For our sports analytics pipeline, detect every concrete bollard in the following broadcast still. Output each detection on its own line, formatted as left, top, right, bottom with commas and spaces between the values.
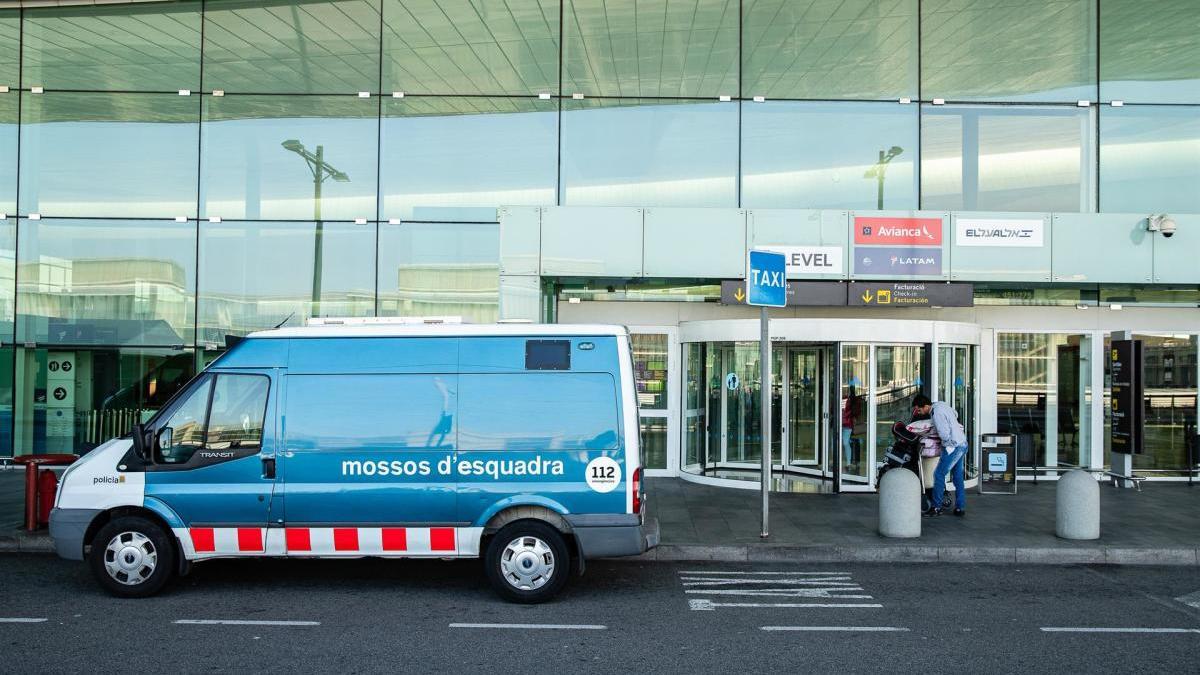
878, 468, 921, 538
1056, 469, 1100, 540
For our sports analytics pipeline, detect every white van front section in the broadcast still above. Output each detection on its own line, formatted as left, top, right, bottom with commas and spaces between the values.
616, 329, 640, 515
49, 437, 146, 560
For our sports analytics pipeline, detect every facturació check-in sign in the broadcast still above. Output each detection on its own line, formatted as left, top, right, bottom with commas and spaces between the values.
746, 249, 788, 308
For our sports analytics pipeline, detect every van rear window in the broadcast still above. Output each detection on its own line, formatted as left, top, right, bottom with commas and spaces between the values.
525, 340, 570, 370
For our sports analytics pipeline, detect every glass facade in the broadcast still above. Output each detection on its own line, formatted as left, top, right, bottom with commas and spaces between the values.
0, 0, 1197, 458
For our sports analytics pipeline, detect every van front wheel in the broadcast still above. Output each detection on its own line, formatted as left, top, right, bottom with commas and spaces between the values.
88, 516, 176, 598
484, 522, 569, 604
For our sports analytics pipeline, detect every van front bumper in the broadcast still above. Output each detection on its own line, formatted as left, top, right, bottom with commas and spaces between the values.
49, 508, 101, 561
565, 514, 659, 559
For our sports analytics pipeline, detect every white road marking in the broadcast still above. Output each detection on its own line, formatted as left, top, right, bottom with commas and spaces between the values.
1041, 627, 1200, 634
686, 589, 872, 598
174, 620, 320, 626
1176, 590, 1200, 610
762, 626, 909, 632
681, 578, 856, 587
0, 618, 48, 623
449, 623, 607, 630
681, 566, 849, 571
690, 599, 882, 611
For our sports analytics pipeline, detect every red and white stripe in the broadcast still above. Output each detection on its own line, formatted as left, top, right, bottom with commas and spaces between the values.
174, 526, 483, 559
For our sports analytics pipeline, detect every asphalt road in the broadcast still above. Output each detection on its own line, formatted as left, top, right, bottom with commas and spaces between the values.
1, 555, 1198, 674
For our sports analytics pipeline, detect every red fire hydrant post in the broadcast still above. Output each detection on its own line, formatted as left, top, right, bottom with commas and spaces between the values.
12, 454, 77, 531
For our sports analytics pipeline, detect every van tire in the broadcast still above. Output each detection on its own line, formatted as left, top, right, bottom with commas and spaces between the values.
484, 521, 569, 604
88, 516, 176, 598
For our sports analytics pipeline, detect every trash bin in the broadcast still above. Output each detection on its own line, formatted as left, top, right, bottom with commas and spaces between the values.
12, 454, 77, 531
980, 434, 1017, 495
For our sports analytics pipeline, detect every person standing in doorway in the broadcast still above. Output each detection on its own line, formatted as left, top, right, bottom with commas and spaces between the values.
912, 394, 968, 516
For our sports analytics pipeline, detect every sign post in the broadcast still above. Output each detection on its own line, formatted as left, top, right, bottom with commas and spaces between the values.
745, 250, 787, 538
1110, 335, 1144, 487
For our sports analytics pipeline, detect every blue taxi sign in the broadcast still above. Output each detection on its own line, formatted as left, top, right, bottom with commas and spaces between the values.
746, 249, 787, 308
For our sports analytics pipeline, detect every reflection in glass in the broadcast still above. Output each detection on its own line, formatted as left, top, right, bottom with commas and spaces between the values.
203, 0, 382, 94
723, 343, 762, 464
0, 93, 16, 215
383, 0, 559, 95
938, 345, 977, 479
683, 343, 705, 470
742, 0, 917, 100
742, 101, 918, 209
1133, 334, 1197, 472
0, 346, 11, 456
0, 10, 19, 87
12, 346, 196, 456
921, 105, 1093, 213
21, 2, 201, 92
632, 334, 668, 410
200, 95, 378, 221
379, 97, 556, 220
0, 218, 12, 341
873, 345, 924, 472
19, 92, 199, 218
377, 222, 498, 323
997, 333, 1089, 471
16, 219, 196, 346
641, 417, 667, 470
921, 0, 1096, 102
563, 0, 737, 97
1100, 106, 1200, 214
560, 98, 737, 207
198, 221, 375, 343
1101, 0, 1200, 104
840, 344, 869, 485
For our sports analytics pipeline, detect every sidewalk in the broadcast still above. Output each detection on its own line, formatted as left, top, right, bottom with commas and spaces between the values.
639, 477, 1200, 565
4, 473, 1199, 564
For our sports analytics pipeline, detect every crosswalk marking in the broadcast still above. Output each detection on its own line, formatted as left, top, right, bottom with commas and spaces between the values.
686, 589, 873, 598
690, 599, 882, 611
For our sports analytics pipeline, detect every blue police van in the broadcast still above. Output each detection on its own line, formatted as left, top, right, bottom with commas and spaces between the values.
49, 320, 658, 603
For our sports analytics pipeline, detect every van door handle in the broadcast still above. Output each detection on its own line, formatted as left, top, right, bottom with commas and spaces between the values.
262, 457, 276, 479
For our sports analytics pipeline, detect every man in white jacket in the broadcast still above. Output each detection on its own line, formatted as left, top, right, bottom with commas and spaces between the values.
912, 394, 968, 516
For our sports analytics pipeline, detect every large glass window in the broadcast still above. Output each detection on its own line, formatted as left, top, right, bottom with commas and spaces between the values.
0, 218, 12, 341
21, 2, 202, 92
0, 10, 19, 88
200, 95, 378, 221
16, 218, 196, 347
0, 346, 12, 456
379, 96, 557, 221
13, 347, 196, 456
921, 105, 1094, 212
377, 221, 499, 323
563, 0, 738, 98
742, 101, 918, 209
560, 98, 737, 207
839, 344, 869, 485
1101, 0, 1200, 104
383, 0, 559, 96
198, 220, 375, 343
1131, 334, 1197, 473
458, 373, 619, 451
921, 0, 1097, 103
742, 0, 917, 100
0, 92, 15, 217
202, 0, 382, 95
873, 344, 924, 469
19, 92, 199, 218
996, 333, 1090, 472
632, 333, 669, 471
1100, 105, 1200, 214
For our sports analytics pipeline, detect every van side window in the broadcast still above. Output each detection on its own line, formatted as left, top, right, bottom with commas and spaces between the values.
459, 373, 618, 451
156, 376, 212, 464
206, 375, 270, 451
525, 340, 570, 370
154, 374, 269, 465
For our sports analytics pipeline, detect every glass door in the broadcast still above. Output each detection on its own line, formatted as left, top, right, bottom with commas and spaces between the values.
838, 344, 872, 491
786, 348, 821, 469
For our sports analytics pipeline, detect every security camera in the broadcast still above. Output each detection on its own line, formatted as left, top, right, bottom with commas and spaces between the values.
1148, 214, 1177, 238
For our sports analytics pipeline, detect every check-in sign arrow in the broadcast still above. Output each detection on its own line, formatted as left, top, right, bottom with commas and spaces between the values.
734, 287, 746, 302
861, 290, 874, 304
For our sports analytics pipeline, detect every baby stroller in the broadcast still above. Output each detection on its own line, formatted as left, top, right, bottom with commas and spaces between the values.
878, 421, 952, 511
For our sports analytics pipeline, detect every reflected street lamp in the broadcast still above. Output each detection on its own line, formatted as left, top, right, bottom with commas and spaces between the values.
281, 139, 350, 318
864, 146, 903, 210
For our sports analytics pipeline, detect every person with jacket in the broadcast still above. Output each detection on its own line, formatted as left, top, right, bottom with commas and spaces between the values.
912, 394, 968, 516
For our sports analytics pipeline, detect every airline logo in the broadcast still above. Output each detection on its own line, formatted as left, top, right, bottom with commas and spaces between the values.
855, 217, 943, 246
955, 218, 1044, 247
854, 247, 943, 276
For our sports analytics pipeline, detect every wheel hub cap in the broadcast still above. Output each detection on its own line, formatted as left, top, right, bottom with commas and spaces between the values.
499, 535, 555, 591
103, 531, 157, 586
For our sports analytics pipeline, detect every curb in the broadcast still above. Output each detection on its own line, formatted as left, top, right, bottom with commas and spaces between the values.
0, 532, 55, 554
623, 544, 1200, 566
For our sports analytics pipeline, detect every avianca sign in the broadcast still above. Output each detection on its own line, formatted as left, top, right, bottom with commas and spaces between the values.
854, 216, 943, 246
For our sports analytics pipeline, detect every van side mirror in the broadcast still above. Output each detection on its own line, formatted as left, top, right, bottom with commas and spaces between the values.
156, 427, 173, 456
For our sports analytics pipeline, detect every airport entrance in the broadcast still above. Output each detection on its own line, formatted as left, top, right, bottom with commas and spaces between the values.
681, 319, 980, 493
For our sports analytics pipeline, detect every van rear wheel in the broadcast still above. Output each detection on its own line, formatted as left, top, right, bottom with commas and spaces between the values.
88, 516, 176, 598
484, 521, 569, 604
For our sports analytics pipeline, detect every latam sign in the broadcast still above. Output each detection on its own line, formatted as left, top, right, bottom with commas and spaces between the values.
854, 216, 943, 246
854, 247, 943, 276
